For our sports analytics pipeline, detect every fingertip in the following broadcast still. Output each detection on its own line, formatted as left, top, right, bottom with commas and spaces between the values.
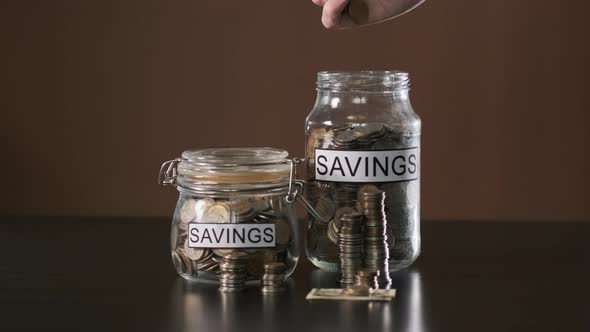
312, 0, 328, 6
321, 13, 339, 29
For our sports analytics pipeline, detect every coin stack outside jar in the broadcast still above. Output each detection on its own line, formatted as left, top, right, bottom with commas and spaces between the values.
354, 269, 379, 290
343, 270, 380, 296
337, 211, 364, 286
358, 185, 391, 287
261, 262, 287, 294
219, 252, 248, 292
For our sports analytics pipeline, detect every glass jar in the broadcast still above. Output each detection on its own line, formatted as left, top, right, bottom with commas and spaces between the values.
158, 147, 300, 282
304, 71, 421, 272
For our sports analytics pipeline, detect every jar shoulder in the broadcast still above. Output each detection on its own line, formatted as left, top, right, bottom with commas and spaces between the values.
306, 102, 421, 134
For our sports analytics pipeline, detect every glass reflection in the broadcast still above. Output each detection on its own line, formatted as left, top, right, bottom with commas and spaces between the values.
310, 267, 424, 331
168, 268, 424, 332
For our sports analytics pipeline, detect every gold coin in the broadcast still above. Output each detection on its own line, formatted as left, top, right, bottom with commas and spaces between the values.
335, 206, 356, 222
184, 240, 207, 261
204, 203, 230, 223
357, 185, 382, 200
213, 249, 235, 256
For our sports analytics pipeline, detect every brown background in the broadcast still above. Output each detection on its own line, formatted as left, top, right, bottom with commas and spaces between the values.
1, 1, 588, 220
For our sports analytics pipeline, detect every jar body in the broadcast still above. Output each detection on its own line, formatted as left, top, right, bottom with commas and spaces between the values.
304, 71, 421, 272
171, 188, 299, 282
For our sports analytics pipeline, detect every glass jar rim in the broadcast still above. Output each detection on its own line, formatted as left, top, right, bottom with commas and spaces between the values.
181, 147, 289, 166
317, 70, 410, 92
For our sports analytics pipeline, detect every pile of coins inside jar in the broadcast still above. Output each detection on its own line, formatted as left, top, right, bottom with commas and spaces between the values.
306, 122, 420, 273
171, 194, 295, 292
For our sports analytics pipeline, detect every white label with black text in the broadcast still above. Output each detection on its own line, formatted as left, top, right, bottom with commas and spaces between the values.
314, 148, 420, 183
188, 223, 276, 248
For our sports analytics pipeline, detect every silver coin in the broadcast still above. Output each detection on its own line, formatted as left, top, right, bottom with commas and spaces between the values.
314, 197, 336, 224
179, 199, 198, 224
195, 198, 215, 222
184, 240, 207, 261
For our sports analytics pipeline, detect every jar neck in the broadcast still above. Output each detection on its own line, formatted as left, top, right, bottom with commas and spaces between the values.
315, 71, 410, 106
314, 89, 410, 108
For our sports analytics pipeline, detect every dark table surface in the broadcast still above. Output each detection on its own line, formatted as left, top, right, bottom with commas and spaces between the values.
1, 217, 588, 332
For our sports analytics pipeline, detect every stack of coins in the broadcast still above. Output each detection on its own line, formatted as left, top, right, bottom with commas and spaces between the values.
261, 262, 287, 293
337, 211, 364, 286
331, 183, 358, 208
354, 269, 379, 289
327, 217, 341, 244
358, 185, 392, 287
333, 126, 356, 148
219, 252, 248, 292
343, 269, 379, 296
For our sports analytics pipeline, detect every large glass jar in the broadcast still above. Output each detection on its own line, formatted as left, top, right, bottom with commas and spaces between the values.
159, 148, 299, 282
305, 71, 421, 272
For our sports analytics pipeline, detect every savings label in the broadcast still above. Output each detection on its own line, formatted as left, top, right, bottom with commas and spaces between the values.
188, 223, 276, 248
314, 148, 419, 183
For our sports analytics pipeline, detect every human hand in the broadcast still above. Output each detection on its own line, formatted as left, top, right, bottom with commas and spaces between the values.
312, 0, 425, 29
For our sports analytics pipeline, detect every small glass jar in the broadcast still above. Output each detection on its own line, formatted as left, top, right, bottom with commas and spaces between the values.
158, 147, 300, 282
304, 71, 421, 272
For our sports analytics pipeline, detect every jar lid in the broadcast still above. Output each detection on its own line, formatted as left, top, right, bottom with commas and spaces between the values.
175, 147, 291, 192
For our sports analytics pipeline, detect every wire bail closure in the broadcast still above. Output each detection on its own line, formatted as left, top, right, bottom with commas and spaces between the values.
159, 156, 329, 225
285, 158, 330, 224
158, 159, 181, 186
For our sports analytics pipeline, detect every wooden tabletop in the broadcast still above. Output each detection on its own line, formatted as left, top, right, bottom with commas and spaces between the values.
1, 217, 588, 331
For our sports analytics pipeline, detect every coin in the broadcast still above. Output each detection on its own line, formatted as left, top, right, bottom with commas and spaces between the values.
261, 262, 287, 293
195, 198, 215, 222
314, 197, 336, 225
179, 199, 198, 224
229, 200, 256, 222
334, 206, 357, 222
213, 249, 235, 257
334, 130, 356, 146
357, 184, 381, 200
205, 203, 231, 223
184, 240, 207, 261
343, 286, 370, 296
